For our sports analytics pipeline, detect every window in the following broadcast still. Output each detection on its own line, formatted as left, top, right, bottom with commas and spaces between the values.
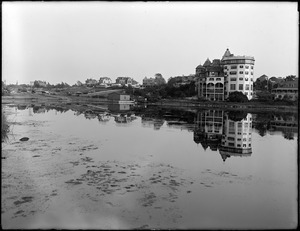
239, 71, 243, 74
231, 66, 237, 69
246, 84, 249, 90
251, 66, 254, 69
239, 65, 244, 68
251, 85, 253, 90
239, 77, 243, 80
209, 78, 214, 81
245, 66, 249, 69
229, 143, 235, 147
229, 71, 237, 75
228, 137, 235, 141
230, 84, 236, 90
239, 84, 243, 90
245, 71, 249, 75
251, 78, 253, 82
245, 78, 248, 81
243, 144, 247, 147
224, 66, 228, 69
216, 78, 221, 81
251, 72, 253, 75
237, 144, 241, 147
231, 78, 237, 81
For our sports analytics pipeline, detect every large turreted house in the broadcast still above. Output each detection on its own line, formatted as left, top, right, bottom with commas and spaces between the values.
195, 49, 255, 101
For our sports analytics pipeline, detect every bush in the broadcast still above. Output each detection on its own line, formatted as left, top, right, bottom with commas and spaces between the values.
256, 91, 274, 102
228, 91, 249, 103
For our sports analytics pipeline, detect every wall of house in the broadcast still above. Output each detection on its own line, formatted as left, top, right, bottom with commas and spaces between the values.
224, 62, 254, 100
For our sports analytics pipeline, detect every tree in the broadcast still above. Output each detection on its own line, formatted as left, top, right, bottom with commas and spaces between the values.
33, 80, 41, 88
256, 91, 274, 102
228, 91, 249, 102
285, 75, 296, 81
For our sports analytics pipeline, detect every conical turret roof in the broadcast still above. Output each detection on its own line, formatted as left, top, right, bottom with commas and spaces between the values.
222, 48, 232, 59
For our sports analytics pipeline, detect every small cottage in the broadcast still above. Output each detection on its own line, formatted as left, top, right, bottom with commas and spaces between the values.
107, 92, 131, 102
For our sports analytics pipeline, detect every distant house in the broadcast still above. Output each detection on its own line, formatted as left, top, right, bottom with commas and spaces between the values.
107, 92, 131, 102
143, 74, 166, 87
257, 74, 268, 82
143, 77, 156, 87
99, 77, 112, 85
116, 77, 132, 86
34, 80, 47, 87
76, 81, 83, 86
85, 78, 98, 87
271, 78, 298, 101
168, 75, 195, 87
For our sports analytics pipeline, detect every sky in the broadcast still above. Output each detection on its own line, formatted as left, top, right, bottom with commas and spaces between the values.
2, 1, 299, 85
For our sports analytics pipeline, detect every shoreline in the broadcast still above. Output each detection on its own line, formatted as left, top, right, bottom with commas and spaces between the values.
146, 99, 298, 113
2, 94, 298, 113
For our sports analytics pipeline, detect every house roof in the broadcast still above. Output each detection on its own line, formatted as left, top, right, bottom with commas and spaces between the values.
99, 77, 111, 80
222, 55, 255, 61
206, 66, 223, 72
196, 64, 203, 69
222, 48, 232, 59
212, 59, 221, 66
203, 58, 212, 67
108, 92, 129, 96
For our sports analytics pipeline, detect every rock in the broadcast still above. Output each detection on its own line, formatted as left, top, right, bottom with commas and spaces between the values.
19, 137, 29, 141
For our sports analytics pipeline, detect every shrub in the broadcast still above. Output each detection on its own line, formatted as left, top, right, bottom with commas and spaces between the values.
228, 91, 249, 103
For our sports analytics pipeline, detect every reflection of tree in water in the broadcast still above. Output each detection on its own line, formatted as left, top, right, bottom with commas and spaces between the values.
252, 112, 272, 137
17, 105, 27, 110
32, 105, 69, 114
228, 110, 248, 122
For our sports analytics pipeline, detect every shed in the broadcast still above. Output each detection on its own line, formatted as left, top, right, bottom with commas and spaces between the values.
107, 92, 131, 101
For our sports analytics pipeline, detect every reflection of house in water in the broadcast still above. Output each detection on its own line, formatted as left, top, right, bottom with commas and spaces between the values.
194, 110, 224, 151
84, 110, 97, 120
141, 116, 165, 130
107, 92, 135, 104
108, 103, 131, 112
220, 113, 252, 162
33, 106, 46, 114
269, 114, 298, 140
17, 105, 28, 110
114, 114, 136, 123
107, 92, 134, 113
97, 112, 111, 122
164, 112, 195, 132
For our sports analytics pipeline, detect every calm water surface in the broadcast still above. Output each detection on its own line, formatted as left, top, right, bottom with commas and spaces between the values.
4, 105, 298, 229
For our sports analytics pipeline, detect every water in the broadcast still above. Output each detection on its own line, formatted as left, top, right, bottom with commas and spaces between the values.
2, 104, 298, 229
